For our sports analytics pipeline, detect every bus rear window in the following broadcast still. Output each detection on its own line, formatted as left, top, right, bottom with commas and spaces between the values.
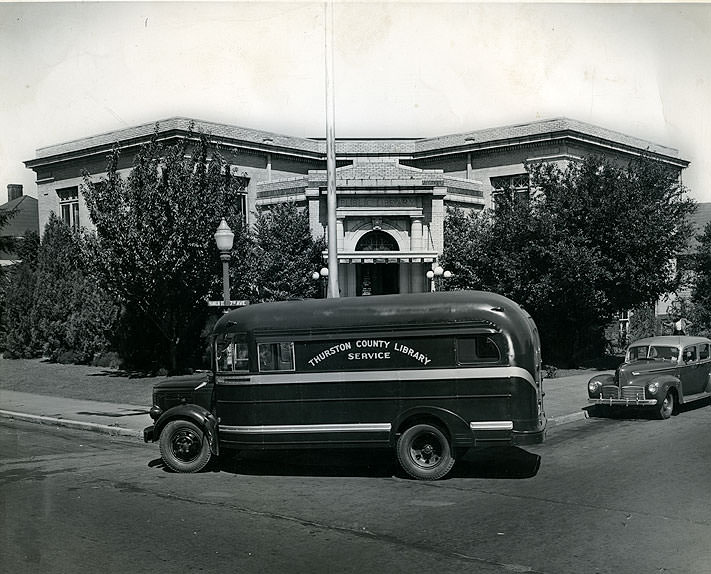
456, 336, 503, 364
258, 342, 295, 372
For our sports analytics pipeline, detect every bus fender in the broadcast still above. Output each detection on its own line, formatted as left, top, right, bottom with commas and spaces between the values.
390, 407, 472, 449
151, 404, 219, 456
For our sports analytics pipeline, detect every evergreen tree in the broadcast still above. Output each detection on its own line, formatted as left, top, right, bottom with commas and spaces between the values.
30, 214, 118, 363
0, 231, 40, 357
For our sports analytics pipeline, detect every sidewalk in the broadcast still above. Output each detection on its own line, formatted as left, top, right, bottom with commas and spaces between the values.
0, 371, 607, 440
0, 390, 149, 439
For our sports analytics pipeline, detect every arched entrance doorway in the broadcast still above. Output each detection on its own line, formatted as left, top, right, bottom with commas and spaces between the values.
355, 230, 399, 296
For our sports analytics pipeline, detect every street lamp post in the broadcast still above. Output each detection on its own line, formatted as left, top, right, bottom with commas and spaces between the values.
214, 218, 235, 308
311, 267, 329, 298
426, 265, 452, 292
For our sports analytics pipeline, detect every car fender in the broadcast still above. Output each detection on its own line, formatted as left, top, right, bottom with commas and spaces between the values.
390, 406, 472, 448
646, 374, 681, 402
589, 373, 615, 385
152, 404, 219, 455
587, 373, 614, 398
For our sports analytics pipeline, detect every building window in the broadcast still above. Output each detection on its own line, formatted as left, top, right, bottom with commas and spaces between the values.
356, 230, 399, 252
57, 186, 80, 229
490, 174, 530, 206
618, 310, 630, 338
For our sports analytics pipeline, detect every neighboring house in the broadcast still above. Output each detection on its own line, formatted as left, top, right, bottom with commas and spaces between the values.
24, 117, 688, 296
0, 184, 39, 266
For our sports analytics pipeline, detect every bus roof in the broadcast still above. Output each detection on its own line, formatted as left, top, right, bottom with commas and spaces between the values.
213, 290, 533, 337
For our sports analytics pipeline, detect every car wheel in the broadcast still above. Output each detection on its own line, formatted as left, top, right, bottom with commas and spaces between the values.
657, 391, 675, 420
159, 419, 212, 473
396, 423, 455, 480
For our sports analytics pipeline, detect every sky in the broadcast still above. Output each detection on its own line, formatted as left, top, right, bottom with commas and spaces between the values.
1, 1, 711, 205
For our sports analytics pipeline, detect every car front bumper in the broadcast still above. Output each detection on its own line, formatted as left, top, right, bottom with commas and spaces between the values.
589, 397, 658, 407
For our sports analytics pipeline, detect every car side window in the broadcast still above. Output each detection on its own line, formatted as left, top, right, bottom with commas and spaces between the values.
682, 346, 697, 363
699, 344, 710, 360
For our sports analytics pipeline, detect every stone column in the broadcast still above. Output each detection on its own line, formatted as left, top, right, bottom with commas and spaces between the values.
305, 188, 322, 239
410, 216, 423, 251
337, 217, 345, 250
430, 188, 447, 254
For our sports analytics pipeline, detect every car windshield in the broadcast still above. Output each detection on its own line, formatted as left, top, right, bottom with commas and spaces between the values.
628, 345, 679, 362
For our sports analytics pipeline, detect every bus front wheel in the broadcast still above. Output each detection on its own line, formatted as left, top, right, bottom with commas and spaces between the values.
159, 419, 212, 473
396, 423, 455, 480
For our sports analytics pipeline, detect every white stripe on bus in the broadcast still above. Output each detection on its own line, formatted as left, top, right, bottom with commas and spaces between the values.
218, 366, 535, 388
469, 421, 514, 431
220, 423, 391, 434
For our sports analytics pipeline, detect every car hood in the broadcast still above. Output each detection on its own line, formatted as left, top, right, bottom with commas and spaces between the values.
618, 360, 675, 383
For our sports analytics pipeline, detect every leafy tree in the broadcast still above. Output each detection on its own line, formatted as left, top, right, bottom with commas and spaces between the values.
0, 203, 17, 256
251, 203, 326, 302
442, 155, 695, 366
82, 126, 247, 372
0, 231, 40, 357
689, 221, 711, 337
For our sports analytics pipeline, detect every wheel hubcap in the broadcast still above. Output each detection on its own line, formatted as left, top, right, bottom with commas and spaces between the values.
410, 433, 442, 468
171, 429, 201, 462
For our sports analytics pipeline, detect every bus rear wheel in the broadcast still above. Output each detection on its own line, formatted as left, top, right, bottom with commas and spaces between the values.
159, 420, 212, 473
396, 423, 455, 480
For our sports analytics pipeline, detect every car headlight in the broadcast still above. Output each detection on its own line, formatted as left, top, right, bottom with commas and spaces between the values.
647, 382, 659, 394
588, 380, 602, 395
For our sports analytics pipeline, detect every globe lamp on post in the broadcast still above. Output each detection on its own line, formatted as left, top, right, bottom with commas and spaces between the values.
312, 267, 329, 298
214, 218, 235, 308
427, 265, 452, 292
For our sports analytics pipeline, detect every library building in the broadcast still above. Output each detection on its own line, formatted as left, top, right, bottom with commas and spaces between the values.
25, 117, 688, 297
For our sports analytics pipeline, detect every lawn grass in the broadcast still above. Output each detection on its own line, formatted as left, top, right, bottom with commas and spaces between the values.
0, 357, 158, 405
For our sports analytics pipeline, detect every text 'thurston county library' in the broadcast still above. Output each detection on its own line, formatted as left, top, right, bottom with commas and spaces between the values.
24, 117, 688, 297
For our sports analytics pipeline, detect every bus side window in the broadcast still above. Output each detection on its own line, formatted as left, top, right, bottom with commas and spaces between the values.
258, 342, 295, 372
233, 342, 249, 371
457, 336, 502, 364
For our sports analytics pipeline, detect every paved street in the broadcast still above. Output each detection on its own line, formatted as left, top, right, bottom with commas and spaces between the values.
3, 402, 711, 574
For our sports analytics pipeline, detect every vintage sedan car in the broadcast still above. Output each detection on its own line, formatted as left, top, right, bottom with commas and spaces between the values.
588, 336, 711, 419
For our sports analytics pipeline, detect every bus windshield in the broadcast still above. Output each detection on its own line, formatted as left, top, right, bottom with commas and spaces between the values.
215, 334, 249, 372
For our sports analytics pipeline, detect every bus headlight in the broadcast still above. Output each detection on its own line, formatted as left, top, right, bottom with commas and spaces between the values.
647, 382, 659, 395
588, 380, 602, 396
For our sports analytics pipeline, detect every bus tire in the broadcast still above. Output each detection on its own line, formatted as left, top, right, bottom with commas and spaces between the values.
159, 419, 212, 473
396, 423, 455, 481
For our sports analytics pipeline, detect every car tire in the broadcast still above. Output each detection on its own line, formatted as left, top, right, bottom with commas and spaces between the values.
657, 391, 675, 420
159, 419, 212, 473
396, 423, 455, 481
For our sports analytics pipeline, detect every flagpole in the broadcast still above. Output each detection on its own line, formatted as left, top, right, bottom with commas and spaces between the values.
325, 0, 339, 298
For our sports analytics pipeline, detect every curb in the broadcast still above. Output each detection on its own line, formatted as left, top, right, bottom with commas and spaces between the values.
1, 407, 590, 441
546, 410, 589, 427
0, 409, 144, 440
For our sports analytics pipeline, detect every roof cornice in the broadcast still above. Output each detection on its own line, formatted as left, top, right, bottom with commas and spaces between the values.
24, 116, 689, 170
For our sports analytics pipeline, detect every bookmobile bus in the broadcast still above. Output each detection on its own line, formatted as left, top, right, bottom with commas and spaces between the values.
144, 290, 546, 480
